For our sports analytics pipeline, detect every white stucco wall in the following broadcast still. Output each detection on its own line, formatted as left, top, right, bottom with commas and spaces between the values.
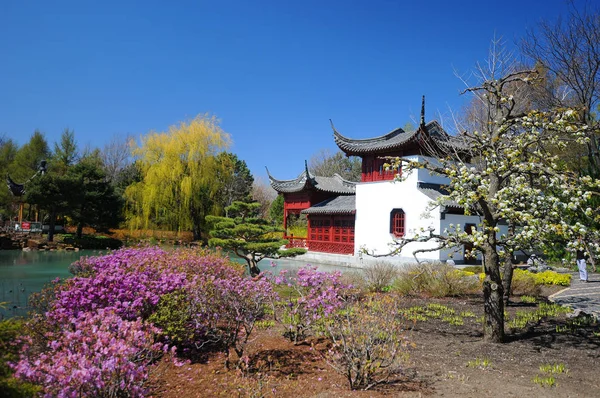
354, 167, 443, 264
439, 213, 484, 262
354, 159, 498, 265
411, 155, 451, 185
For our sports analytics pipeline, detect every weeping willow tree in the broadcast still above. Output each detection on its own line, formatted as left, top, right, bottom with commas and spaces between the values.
125, 114, 231, 240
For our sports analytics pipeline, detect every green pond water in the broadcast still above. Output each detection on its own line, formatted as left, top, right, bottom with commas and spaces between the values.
0, 249, 349, 319
0, 249, 104, 319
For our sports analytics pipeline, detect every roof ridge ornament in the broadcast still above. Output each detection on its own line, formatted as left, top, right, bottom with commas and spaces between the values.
329, 119, 339, 135
6, 160, 47, 197
304, 159, 314, 181
264, 166, 275, 181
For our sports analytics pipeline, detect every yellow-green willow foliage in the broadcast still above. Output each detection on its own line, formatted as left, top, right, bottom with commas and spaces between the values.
125, 114, 231, 239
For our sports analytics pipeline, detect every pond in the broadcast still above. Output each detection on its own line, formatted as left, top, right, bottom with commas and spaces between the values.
0, 249, 352, 319
0, 249, 103, 319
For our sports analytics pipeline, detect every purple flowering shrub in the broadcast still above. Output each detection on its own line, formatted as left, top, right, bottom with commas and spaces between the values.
14, 247, 277, 396
209, 275, 276, 369
14, 309, 164, 398
275, 265, 351, 343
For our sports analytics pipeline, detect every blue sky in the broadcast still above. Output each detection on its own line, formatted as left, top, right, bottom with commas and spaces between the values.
0, 0, 573, 182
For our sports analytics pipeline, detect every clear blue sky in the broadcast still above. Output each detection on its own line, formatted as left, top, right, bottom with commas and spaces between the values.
0, 0, 573, 182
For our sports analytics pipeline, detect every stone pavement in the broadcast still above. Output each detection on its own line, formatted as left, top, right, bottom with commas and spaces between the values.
549, 273, 600, 318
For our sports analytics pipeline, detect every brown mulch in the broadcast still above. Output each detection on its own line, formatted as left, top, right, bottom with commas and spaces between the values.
150, 293, 600, 397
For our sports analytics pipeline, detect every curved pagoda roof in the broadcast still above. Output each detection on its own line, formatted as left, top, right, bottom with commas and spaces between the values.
301, 195, 355, 215
267, 163, 356, 195
332, 120, 468, 156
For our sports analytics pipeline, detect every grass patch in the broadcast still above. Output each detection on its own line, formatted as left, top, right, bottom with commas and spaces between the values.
533, 375, 556, 388
399, 303, 478, 328
539, 363, 568, 374
466, 358, 491, 369
520, 295, 537, 304
506, 302, 572, 331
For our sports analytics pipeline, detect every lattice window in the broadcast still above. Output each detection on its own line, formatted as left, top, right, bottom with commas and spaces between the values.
310, 217, 331, 241
333, 217, 355, 243
390, 209, 405, 237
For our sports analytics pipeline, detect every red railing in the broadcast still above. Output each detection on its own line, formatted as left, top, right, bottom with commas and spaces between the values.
284, 235, 308, 249
307, 241, 354, 255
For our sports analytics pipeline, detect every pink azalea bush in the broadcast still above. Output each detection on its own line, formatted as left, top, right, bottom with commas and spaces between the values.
209, 275, 276, 369
275, 265, 351, 343
13, 247, 278, 396
14, 309, 163, 398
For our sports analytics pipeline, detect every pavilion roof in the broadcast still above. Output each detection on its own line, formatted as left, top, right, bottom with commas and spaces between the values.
267, 163, 356, 194
332, 120, 468, 156
6, 175, 25, 196
301, 195, 356, 215
417, 182, 462, 210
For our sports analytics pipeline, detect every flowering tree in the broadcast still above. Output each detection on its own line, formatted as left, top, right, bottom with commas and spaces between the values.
383, 70, 600, 343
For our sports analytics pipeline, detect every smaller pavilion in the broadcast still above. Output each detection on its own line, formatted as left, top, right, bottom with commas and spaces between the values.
267, 162, 357, 254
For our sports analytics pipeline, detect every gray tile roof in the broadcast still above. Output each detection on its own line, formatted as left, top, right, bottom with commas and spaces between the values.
267, 166, 356, 194
417, 182, 462, 209
301, 195, 356, 215
333, 121, 468, 155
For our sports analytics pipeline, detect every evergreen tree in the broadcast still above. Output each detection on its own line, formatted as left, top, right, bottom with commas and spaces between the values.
68, 155, 123, 237
215, 152, 254, 214
8, 131, 50, 182
206, 201, 305, 277
52, 129, 78, 175
269, 194, 284, 225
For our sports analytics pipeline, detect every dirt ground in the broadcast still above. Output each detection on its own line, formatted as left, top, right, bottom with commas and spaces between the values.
150, 293, 600, 397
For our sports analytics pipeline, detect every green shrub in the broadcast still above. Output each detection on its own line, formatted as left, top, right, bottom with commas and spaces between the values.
278, 247, 307, 257
286, 225, 307, 238
147, 290, 196, 346
461, 266, 483, 274
533, 271, 571, 286
363, 261, 398, 293
62, 235, 123, 250
393, 263, 480, 297
510, 270, 542, 296
325, 295, 410, 390
0, 319, 41, 397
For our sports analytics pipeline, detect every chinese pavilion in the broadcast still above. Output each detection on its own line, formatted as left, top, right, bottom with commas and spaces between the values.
269, 99, 485, 263
267, 162, 356, 254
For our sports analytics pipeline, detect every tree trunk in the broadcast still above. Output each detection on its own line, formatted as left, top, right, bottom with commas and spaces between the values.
502, 252, 514, 307
246, 256, 261, 277
189, 205, 203, 242
47, 209, 56, 242
482, 245, 505, 343
502, 223, 517, 306
76, 223, 84, 239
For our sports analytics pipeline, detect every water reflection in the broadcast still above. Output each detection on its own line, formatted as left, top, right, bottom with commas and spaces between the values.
0, 250, 97, 319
